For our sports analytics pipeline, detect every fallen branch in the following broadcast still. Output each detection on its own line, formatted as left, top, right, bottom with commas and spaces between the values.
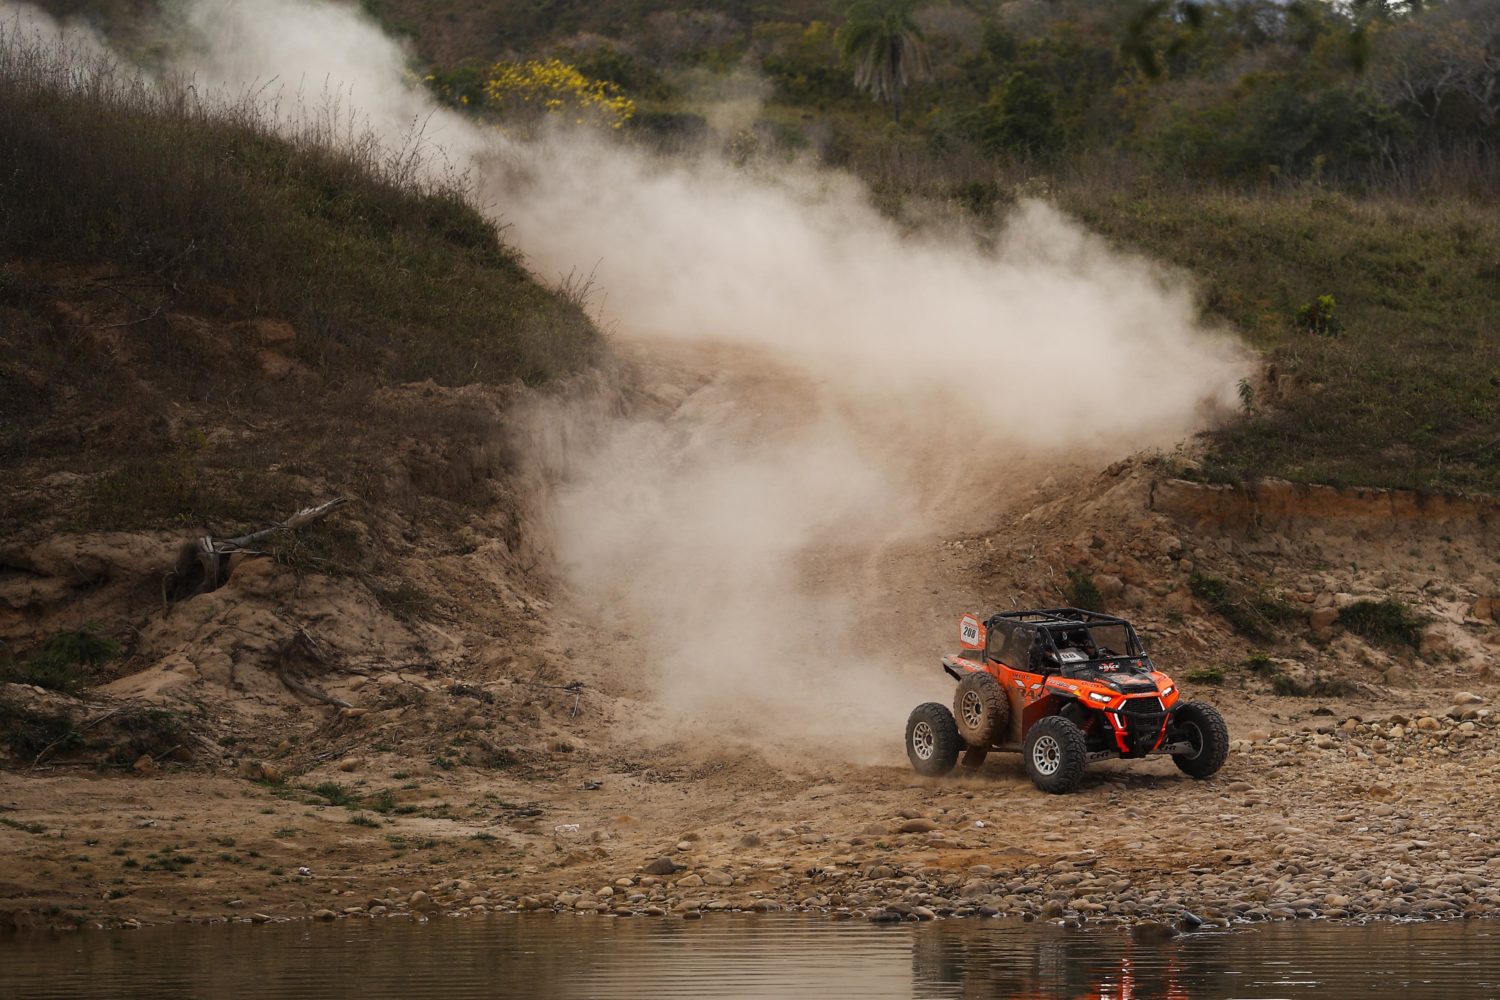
69, 305, 164, 331
164, 497, 350, 602
277, 669, 353, 709
149, 744, 183, 764
527, 678, 585, 718
275, 628, 353, 709
30, 706, 126, 770
220, 498, 350, 550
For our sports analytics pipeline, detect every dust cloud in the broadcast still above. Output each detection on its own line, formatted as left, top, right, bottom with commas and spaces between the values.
485, 124, 1248, 752
8, 0, 1249, 753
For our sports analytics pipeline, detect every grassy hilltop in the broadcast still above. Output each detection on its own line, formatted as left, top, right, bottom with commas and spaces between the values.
0, 32, 600, 538
381, 0, 1499, 494
14, 0, 1500, 494
1064, 188, 1500, 493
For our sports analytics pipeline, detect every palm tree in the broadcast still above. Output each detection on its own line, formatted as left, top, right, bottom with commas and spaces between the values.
837, 0, 931, 124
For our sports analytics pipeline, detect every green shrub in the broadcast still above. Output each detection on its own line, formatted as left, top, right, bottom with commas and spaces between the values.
1185, 665, 1225, 685
311, 782, 355, 807
1152, 77, 1410, 183
1236, 377, 1258, 414
1341, 598, 1424, 649
1297, 294, 1342, 336
0, 627, 120, 693
1064, 568, 1105, 612
0, 817, 48, 834
268, 523, 371, 580
960, 72, 1062, 159
757, 21, 852, 105
1250, 591, 1302, 627
1189, 573, 1297, 642
106, 707, 192, 765
0, 708, 71, 761
569, 47, 670, 100
367, 789, 398, 814
1271, 674, 1354, 697
141, 848, 195, 873
1188, 571, 1230, 606
0, 694, 192, 764
1243, 651, 1275, 672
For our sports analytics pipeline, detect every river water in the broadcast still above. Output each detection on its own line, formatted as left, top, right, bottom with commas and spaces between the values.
4, 914, 1497, 999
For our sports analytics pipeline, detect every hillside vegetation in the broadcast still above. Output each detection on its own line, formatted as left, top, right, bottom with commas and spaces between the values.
0, 33, 599, 392
16, 0, 1500, 498
1063, 187, 1500, 493
0, 31, 600, 538
385, 0, 1500, 494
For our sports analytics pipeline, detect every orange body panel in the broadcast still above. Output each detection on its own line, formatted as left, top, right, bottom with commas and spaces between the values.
944, 643, 1177, 753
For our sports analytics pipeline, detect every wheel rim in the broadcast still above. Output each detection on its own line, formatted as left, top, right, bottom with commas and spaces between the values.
1032, 734, 1062, 776
912, 721, 935, 761
960, 690, 983, 729
1181, 721, 1204, 760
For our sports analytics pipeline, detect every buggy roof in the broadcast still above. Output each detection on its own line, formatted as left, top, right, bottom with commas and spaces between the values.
984, 607, 1133, 630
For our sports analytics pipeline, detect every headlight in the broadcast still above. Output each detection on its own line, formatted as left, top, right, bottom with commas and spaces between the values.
1088, 692, 1113, 704
1162, 686, 1175, 697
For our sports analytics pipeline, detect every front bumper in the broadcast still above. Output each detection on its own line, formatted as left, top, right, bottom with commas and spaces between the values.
1107, 696, 1171, 758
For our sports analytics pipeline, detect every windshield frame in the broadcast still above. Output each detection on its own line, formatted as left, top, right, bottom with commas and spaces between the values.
1037, 622, 1145, 662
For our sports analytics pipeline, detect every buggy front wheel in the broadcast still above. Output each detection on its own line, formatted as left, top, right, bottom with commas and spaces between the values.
1023, 715, 1088, 793
1171, 701, 1229, 779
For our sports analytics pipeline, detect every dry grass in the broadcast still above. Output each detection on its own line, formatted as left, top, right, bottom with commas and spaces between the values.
1060, 184, 1500, 494
0, 26, 600, 391
0, 27, 604, 539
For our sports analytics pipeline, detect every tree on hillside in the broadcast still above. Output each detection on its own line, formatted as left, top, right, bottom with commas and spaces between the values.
977, 73, 1061, 158
1373, 0, 1500, 132
837, 0, 931, 123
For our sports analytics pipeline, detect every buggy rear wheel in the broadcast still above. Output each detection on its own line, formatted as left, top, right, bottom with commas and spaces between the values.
1171, 701, 1229, 779
905, 703, 962, 777
953, 670, 1009, 749
1023, 715, 1087, 794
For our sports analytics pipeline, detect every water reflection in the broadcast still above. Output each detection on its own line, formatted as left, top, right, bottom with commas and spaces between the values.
2, 913, 1496, 999
913, 922, 1195, 999
911, 919, 1499, 999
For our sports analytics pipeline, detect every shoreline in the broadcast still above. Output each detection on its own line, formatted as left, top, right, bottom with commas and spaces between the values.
4, 693, 1497, 936
6, 893, 1497, 936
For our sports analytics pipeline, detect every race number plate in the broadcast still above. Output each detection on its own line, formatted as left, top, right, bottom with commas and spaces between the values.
959, 613, 984, 649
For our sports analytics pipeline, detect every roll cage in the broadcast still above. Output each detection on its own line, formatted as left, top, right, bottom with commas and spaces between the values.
981, 607, 1146, 674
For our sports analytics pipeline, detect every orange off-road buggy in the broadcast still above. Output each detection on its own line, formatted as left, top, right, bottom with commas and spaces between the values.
904, 608, 1228, 793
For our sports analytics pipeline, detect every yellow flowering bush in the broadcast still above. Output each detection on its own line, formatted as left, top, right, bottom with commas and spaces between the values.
484, 59, 635, 128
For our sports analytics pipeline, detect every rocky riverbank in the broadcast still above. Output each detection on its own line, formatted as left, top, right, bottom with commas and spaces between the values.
374, 694, 1500, 930
4, 687, 1496, 935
